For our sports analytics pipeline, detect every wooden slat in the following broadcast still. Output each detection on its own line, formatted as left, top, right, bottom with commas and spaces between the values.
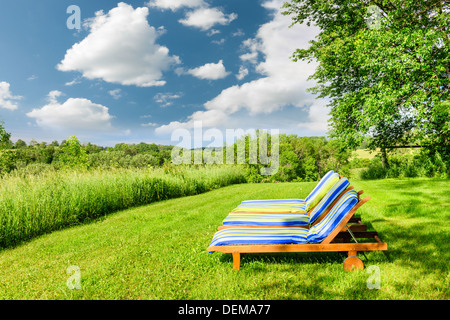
346, 224, 367, 231
334, 231, 379, 240
207, 242, 387, 254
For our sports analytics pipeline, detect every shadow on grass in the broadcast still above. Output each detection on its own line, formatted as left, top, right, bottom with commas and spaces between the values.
218, 249, 388, 271
383, 222, 449, 274
215, 218, 448, 274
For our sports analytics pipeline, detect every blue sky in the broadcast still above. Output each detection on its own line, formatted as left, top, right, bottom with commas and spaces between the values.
0, 0, 329, 147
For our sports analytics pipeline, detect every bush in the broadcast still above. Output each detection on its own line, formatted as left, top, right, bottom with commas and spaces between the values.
0, 150, 17, 175
360, 152, 449, 180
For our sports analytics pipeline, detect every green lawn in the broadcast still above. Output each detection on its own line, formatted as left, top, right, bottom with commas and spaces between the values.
0, 178, 448, 299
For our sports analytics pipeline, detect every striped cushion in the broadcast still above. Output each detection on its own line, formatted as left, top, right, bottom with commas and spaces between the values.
208, 190, 359, 249
223, 212, 310, 226
307, 190, 358, 243
240, 199, 305, 204
208, 227, 308, 249
235, 171, 337, 210
304, 170, 335, 203
309, 177, 350, 224
232, 201, 307, 213
304, 171, 340, 211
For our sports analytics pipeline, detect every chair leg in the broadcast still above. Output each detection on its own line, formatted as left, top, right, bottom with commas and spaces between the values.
232, 252, 241, 271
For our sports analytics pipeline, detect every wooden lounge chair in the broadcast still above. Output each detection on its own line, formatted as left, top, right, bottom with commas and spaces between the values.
207, 190, 387, 271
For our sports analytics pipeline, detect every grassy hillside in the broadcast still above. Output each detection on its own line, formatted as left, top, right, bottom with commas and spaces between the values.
0, 178, 448, 299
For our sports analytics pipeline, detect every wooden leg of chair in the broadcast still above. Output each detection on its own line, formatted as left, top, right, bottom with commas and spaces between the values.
232, 252, 241, 271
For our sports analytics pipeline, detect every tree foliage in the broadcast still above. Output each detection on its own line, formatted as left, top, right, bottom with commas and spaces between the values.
0, 121, 12, 150
57, 135, 89, 168
234, 134, 351, 182
282, 0, 450, 165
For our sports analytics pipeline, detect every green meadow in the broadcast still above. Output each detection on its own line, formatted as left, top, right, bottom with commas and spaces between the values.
0, 177, 448, 299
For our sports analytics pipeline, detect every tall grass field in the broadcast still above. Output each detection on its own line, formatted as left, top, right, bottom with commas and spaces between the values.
0, 165, 246, 249
0, 175, 448, 299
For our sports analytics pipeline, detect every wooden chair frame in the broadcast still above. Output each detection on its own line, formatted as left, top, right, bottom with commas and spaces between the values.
208, 195, 387, 271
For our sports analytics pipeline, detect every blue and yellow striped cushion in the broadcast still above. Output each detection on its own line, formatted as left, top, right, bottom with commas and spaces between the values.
208, 190, 359, 249
221, 178, 349, 227
304, 171, 340, 211
237, 171, 337, 207
240, 199, 305, 204
208, 227, 308, 249
232, 171, 339, 214
307, 190, 358, 243
309, 177, 350, 224
232, 201, 307, 213
223, 212, 310, 226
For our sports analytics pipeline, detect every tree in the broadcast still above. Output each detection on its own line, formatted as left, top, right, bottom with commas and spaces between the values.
0, 121, 12, 149
282, 0, 449, 167
14, 139, 27, 149
57, 135, 88, 168
0, 121, 15, 174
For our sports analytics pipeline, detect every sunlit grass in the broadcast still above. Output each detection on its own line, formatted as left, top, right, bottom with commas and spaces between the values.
0, 177, 448, 299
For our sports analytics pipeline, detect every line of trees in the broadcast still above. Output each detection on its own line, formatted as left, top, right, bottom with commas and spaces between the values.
1, 121, 447, 180
0, 120, 350, 181
0, 123, 173, 175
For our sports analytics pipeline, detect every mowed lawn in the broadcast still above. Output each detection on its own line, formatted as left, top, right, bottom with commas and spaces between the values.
0, 178, 448, 299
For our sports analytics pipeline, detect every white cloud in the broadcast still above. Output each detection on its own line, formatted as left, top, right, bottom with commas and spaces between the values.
207, 29, 221, 36
179, 7, 237, 31
236, 66, 249, 80
232, 29, 245, 37
65, 77, 82, 86
211, 38, 226, 45
0, 81, 22, 111
57, 3, 180, 87
47, 90, 64, 104
26, 91, 113, 131
239, 38, 261, 64
187, 60, 230, 80
108, 89, 122, 100
146, 0, 206, 11
156, 0, 329, 135
141, 122, 159, 127
154, 92, 182, 107
149, 0, 237, 32
200, 2, 321, 116
155, 109, 228, 134
297, 100, 331, 132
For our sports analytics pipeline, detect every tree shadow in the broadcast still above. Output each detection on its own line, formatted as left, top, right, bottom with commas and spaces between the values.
218, 249, 387, 271
382, 223, 449, 273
